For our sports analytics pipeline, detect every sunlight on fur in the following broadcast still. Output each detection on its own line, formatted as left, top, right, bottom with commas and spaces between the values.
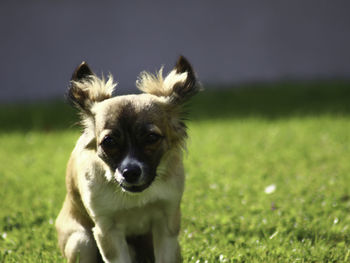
71, 74, 117, 106
136, 68, 188, 97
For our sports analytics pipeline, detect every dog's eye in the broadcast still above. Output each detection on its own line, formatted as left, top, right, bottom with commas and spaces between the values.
145, 133, 162, 144
101, 135, 117, 149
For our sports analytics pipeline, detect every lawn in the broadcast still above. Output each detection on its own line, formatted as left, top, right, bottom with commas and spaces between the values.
1, 81, 350, 262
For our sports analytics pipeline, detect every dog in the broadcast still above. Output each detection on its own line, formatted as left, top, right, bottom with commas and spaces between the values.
55, 56, 199, 263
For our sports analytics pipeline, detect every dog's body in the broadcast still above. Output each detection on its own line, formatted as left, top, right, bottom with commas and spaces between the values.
55, 57, 199, 263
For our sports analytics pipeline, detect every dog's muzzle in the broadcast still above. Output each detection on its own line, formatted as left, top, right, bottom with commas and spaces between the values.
116, 158, 152, 193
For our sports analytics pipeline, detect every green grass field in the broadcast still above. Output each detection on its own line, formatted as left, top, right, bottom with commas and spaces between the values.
1, 81, 350, 262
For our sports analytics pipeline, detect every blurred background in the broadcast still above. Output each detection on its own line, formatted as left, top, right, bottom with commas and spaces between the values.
2, 2, 350, 261
1, 0, 350, 102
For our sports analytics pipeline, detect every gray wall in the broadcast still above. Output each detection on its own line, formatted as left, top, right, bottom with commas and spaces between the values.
1, 1, 350, 102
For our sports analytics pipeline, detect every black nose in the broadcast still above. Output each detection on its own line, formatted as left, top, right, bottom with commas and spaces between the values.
122, 164, 142, 184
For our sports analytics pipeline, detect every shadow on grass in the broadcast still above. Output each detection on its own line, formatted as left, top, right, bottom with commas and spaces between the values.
0, 81, 349, 132
189, 80, 350, 121
0, 101, 79, 132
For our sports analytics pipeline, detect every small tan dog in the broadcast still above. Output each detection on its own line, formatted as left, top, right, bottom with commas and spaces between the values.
55, 56, 199, 263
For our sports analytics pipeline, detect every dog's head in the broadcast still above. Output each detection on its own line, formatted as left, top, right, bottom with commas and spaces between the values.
68, 56, 199, 193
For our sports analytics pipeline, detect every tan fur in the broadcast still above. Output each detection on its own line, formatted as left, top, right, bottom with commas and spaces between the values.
71, 74, 117, 106
136, 68, 187, 98
56, 57, 198, 263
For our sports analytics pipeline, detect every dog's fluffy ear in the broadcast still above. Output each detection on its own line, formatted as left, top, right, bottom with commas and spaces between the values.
67, 62, 117, 114
137, 56, 200, 148
136, 56, 200, 104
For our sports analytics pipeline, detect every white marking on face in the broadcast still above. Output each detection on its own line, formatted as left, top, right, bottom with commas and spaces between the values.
115, 168, 124, 185
104, 169, 113, 182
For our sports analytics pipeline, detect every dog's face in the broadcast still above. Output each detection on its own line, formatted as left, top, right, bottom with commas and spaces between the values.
68, 57, 199, 193
93, 95, 171, 192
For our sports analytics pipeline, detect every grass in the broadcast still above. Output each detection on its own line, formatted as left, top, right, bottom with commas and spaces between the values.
1, 81, 350, 262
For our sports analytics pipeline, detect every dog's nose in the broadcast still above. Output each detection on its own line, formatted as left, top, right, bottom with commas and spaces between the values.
122, 164, 142, 184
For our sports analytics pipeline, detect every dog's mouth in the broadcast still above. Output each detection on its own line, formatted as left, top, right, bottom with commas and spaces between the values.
119, 182, 151, 193
113, 168, 156, 193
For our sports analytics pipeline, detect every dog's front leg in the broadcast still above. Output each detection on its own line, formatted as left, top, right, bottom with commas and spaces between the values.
93, 223, 131, 263
152, 209, 181, 263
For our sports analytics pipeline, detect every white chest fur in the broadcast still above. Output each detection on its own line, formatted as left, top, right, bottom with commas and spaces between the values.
79, 165, 182, 236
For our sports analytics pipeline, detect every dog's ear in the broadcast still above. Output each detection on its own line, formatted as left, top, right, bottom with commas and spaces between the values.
71, 61, 94, 81
166, 56, 199, 104
137, 56, 200, 105
67, 62, 116, 114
